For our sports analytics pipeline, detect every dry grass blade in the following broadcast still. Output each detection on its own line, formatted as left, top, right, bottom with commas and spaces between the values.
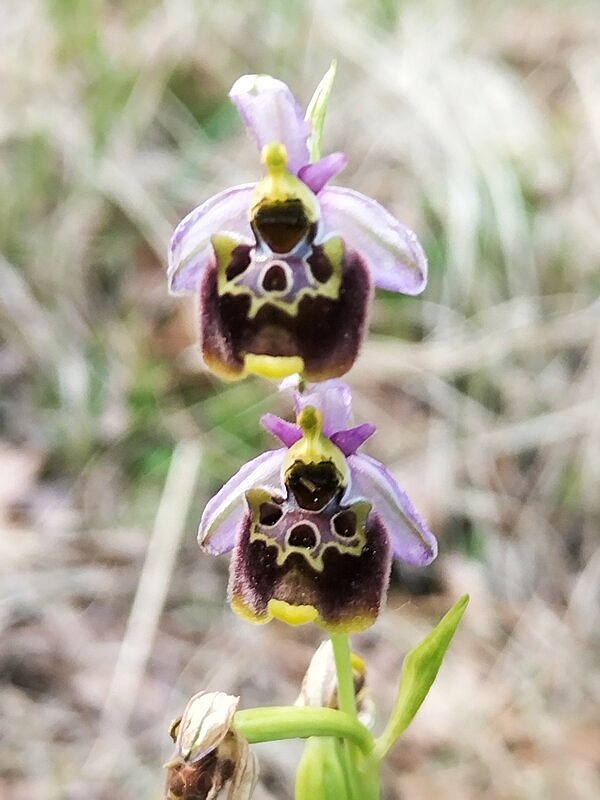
80, 440, 203, 788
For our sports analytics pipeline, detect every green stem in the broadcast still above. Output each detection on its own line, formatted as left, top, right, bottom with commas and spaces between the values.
330, 633, 361, 800
331, 633, 357, 719
234, 706, 373, 754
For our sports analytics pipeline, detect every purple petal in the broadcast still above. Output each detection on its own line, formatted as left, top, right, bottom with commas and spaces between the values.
260, 413, 302, 447
330, 423, 376, 456
319, 187, 428, 295
294, 379, 353, 436
168, 184, 255, 295
298, 152, 348, 194
198, 449, 285, 555
345, 453, 437, 565
229, 75, 311, 175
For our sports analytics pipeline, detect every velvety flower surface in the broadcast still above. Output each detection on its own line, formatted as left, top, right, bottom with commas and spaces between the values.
164, 691, 258, 800
198, 380, 437, 633
168, 74, 428, 382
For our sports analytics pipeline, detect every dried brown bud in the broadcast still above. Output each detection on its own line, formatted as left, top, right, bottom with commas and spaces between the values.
164, 691, 258, 800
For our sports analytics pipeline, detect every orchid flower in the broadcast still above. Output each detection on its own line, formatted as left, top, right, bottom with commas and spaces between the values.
168, 73, 427, 382
198, 380, 437, 633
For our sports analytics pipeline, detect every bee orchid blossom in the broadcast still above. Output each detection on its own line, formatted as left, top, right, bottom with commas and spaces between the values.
168, 74, 427, 382
198, 380, 437, 633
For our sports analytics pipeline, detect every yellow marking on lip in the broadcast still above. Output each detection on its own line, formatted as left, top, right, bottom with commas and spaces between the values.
213, 231, 344, 319
318, 614, 376, 634
232, 593, 376, 633
244, 353, 304, 380
268, 599, 319, 626
268, 600, 375, 633
230, 594, 270, 624
202, 350, 246, 381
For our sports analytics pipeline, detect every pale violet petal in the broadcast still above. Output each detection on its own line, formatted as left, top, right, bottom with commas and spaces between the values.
345, 453, 438, 565
294, 379, 353, 435
260, 413, 302, 447
229, 75, 311, 174
199, 449, 285, 555
330, 423, 376, 456
319, 186, 428, 295
298, 152, 347, 194
168, 184, 255, 295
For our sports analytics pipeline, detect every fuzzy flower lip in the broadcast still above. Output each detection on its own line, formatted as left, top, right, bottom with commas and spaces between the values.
168, 73, 427, 299
198, 380, 437, 632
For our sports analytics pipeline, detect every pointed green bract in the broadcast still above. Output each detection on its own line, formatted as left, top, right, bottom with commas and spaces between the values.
305, 60, 337, 162
374, 594, 469, 761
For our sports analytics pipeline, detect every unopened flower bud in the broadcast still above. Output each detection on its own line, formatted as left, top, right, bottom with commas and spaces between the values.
295, 641, 375, 729
164, 691, 258, 800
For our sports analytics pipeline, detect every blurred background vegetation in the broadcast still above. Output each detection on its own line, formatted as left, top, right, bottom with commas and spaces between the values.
1, 0, 599, 798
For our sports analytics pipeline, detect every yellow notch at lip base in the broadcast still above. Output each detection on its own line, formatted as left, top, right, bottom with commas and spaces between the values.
244, 354, 304, 380
268, 599, 318, 626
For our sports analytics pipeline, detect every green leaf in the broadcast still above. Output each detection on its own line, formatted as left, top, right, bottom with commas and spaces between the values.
305, 61, 337, 162
374, 595, 469, 761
